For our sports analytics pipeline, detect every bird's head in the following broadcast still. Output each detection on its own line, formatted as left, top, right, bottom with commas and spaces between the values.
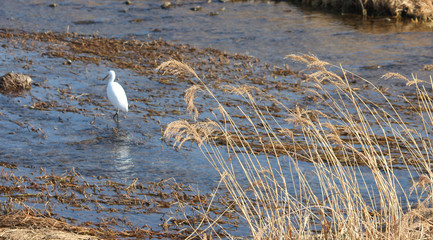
103, 70, 116, 82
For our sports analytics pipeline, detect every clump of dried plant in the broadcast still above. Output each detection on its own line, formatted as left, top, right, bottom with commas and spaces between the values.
159, 56, 433, 239
294, 0, 433, 20
0, 72, 32, 92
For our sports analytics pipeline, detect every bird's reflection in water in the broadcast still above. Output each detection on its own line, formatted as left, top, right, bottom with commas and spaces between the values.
110, 129, 134, 173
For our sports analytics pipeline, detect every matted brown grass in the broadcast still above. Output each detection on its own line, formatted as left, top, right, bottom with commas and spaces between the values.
296, 0, 433, 20
0, 72, 32, 92
0, 210, 100, 240
0, 229, 97, 240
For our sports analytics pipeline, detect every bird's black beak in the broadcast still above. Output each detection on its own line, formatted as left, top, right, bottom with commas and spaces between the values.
103, 74, 109, 80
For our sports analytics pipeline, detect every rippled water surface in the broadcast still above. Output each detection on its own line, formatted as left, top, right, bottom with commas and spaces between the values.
2, 0, 432, 80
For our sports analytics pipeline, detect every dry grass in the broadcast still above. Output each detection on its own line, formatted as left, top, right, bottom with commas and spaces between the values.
0, 229, 98, 240
295, 0, 433, 20
185, 85, 205, 120
0, 72, 32, 92
164, 119, 219, 148
160, 56, 433, 239
0, 207, 101, 240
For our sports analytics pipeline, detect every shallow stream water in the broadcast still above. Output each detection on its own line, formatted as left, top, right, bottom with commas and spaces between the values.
1, 0, 432, 81
0, 0, 432, 237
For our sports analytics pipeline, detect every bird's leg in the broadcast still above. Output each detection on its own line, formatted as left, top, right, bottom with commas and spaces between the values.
113, 110, 119, 123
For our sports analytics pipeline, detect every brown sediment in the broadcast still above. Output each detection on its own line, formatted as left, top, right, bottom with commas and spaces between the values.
0, 29, 259, 75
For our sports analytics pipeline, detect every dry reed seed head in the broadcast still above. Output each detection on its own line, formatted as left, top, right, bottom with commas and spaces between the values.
195, 120, 219, 138
285, 54, 330, 68
184, 85, 205, 121
414, 174, 433, 189
407, 77, 427, 87
307, 110, 327, 123
321, 122, 337, 133
392, 205, 433, 239
307, 70, 346, 86
326, 133, 344, 146
215, 105, 228, 118
164, 119, 219, 148
285, 106, 315, 127
284, 54, 309, 63
306, 60, 331, 72
164, 120, 195, 148
278, 128, 294, 139
306, 88, 324, 100
381, 72, 405, 80
156, 60, 197, 77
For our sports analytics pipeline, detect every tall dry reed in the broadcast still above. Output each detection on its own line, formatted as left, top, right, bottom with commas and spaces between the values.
159, 56, 433, 239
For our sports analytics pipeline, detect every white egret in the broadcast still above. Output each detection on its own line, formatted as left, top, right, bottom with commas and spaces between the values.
104, 70, 128, 122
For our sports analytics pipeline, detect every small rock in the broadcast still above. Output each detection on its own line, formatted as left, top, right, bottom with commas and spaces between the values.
0, 72, 32, 92
209, 11, 219, 16
161, 2, 171, 9
124, 0, 132, 5
63, 59, 72, 65
191, 6, 202, 11
48, 3, 57, 7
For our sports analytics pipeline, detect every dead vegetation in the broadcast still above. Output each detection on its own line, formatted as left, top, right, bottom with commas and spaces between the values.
161, 56, 433, 238
0, 228, 98, 240
0, 72, 32, 93
0, 210, 100, 240
292, 0, 433, 20
0, 166, 241, 239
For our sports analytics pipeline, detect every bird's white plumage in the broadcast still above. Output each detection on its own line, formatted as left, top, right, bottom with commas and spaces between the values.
106, 70, 128, 113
